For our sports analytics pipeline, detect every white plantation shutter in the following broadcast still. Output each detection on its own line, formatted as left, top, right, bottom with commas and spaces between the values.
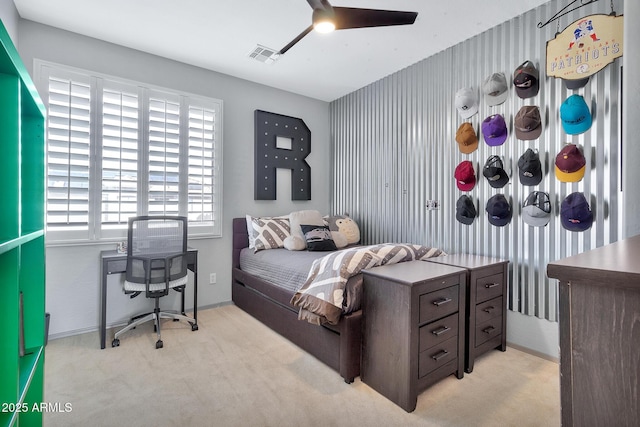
188, 105, 216, 224
38, 61, 223, 242
45, 73, 92, 237
148, 95, 181, 216
101, 85, 139, 228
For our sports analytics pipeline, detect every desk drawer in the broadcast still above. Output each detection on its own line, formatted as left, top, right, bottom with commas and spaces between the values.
418, 335, 458, 378
476, 296, 502, 324
419, 312, 459, 352
475, 273, 504, 303
475, 316, 503, 347
419, 285, 459, 324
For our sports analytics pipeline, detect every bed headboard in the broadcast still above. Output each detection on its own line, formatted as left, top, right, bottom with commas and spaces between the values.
232, 217, 249, 268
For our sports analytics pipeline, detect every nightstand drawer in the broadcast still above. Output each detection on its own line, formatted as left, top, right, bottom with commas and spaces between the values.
475, 316, 503, 346
476, 296, 502, 324
475, 273, 504, 303
419, 285, 459, 324
418, 335, 458, 378
419, 312, 459, 352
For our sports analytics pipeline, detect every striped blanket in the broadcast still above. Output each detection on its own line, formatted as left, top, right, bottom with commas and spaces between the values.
290, 243, 445, 325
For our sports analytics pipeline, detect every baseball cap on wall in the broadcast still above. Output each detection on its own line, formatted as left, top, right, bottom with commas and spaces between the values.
564, 76, 590, 90
481, 114, 508, 146
522, 191, 551, 227
456, 122, 479, 154
513, 60, 539, 99
517, 148, 543, 186
561, 192, 593, 232
514, 106, 542, 140
482, 156, 509, 188
454, 160, 476, 191
560, 94, 592, 135
555, 144, 586, 182
482, 73, 509, 106
455, 87, 479, 119
456, 195, 477, 225
486, 194, 512, 227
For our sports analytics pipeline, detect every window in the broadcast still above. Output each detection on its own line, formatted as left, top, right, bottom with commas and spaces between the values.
37, 62, 223, 243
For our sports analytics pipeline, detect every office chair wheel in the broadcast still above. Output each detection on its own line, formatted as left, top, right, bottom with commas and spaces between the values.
191, 323, 199, 331
112, 339, 120, 347
156, 340, 163, 349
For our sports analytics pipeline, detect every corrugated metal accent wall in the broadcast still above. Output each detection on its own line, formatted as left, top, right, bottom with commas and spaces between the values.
330, 0, 624, 321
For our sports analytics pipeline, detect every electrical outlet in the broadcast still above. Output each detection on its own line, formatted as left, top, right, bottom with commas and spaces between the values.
426, 200, 440, 210
209, 273, 217, 284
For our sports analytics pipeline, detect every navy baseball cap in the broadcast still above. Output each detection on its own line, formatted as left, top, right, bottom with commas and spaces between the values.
456, 195, 477, 225
486, 194, 512, 227
561, 192, 593, 232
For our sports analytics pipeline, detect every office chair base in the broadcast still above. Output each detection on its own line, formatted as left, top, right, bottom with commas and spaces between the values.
112, 310, 197, 349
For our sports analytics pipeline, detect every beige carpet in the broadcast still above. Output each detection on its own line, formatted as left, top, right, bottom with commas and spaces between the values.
44, 304, 560, 427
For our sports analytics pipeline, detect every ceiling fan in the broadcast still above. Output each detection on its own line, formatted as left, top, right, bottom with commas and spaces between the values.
278, 0, 418, 55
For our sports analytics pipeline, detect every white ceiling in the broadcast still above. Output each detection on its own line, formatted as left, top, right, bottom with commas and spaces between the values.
14, 0, 551, 102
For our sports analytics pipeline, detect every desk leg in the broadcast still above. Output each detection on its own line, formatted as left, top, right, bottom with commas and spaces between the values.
193, 258, 198, 323
100, 259, 108, 349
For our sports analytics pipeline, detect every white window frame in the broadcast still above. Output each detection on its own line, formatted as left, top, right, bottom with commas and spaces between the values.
35, 60, 223, 244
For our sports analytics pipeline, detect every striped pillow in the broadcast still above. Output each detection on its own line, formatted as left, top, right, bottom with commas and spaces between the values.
246, 215, 290, 252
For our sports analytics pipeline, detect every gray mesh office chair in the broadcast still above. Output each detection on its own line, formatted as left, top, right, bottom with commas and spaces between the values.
112, 216, 198, 349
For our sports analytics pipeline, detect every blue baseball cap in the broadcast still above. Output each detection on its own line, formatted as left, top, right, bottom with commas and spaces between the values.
560, 95, 592, 135
561, 192, 593, 232
486, 194, 512, 227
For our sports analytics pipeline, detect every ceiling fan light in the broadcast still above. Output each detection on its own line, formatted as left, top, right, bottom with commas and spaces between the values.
314, 20, 335, 33
312, 8, 335, 33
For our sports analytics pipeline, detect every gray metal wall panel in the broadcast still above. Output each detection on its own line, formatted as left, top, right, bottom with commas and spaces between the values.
330, 0, 624, 321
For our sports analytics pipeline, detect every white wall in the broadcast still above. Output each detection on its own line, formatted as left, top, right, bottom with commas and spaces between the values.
17, 20, 331, 337
0, 0, 19, 42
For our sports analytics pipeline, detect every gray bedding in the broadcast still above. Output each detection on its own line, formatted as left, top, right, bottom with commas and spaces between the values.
238, 247, 327, 294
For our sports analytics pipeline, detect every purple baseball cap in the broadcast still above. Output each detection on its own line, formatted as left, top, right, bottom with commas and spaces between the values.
481, 114, 508, 146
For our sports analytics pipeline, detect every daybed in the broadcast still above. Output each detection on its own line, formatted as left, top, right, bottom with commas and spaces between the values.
231, 217, 362, 383
231, 215, 446, 384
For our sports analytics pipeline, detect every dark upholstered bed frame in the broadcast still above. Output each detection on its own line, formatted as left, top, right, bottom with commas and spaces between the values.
231, 217, 362, 383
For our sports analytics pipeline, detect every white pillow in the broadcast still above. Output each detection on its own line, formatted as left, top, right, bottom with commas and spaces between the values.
284, 235, 306, 251
289, 210, 325, 247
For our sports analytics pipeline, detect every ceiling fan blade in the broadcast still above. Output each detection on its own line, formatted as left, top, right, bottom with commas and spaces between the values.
278, 25, 314, 55
333, 7, 418, 30
307, 0, 332, 11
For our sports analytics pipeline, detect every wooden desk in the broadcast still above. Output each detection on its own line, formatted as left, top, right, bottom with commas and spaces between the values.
547, 235, 640, 427
99, 248, 198, 349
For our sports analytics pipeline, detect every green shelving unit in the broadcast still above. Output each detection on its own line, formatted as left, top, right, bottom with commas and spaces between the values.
0, 19, 46, 427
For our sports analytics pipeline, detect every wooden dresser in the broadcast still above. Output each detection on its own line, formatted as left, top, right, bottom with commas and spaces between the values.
362, 261, 466, 412
427, 254, 508, 373
547, 235, 640, 427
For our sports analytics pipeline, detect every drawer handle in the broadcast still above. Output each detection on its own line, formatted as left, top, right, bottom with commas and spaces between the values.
431, 350, 449, 361
482, 326, 496, 334
482, 306, 495, 313
431, 326, 451, 336
432, 297, 452, 306
484, 283, 500, 289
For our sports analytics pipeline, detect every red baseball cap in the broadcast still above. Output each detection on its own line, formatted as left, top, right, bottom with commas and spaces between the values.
455, 160, 476, 191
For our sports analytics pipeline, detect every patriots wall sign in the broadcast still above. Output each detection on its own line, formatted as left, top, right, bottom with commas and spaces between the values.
546, 14, 623, 80
254, 110, 311, 200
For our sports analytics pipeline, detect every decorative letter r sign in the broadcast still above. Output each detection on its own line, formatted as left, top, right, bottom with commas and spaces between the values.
254, 110, 311, 200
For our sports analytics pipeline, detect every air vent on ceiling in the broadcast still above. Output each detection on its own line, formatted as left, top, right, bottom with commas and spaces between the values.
248, 45, 280, 64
